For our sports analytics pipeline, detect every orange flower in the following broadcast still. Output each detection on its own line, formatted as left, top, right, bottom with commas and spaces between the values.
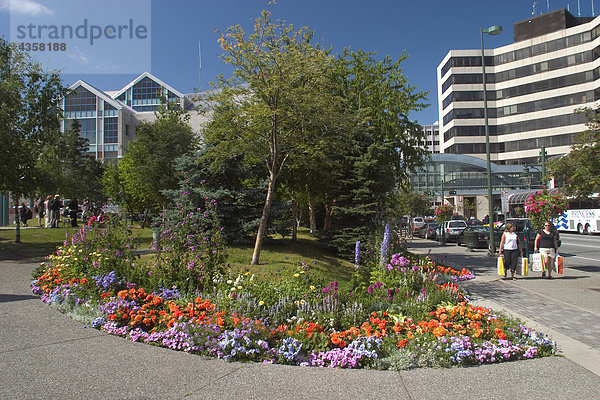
397, 339, 409, 348
432, 326, 447, 337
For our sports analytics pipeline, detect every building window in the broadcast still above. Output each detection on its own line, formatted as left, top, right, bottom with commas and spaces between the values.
67, 118, 96, 145
104, 117, 118, 143
65, 86, 96, 113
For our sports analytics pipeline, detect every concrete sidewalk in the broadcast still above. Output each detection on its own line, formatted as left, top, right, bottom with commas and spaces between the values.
1, 256, 600, 399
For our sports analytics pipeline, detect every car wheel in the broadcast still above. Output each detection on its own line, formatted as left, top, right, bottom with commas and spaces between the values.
577, 223, 584, 234
425, 231, 429, 239
457, 237, 462, 246
584, 224, 591, 234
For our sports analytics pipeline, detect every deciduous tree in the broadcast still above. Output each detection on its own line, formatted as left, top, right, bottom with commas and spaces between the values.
205, 11, 343, 264
548, 108, 600, 197
0, 38, 66, 242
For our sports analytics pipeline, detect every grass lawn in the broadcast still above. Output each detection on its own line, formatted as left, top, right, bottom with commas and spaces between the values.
1, 225, 355, 285
0, 223, 154, 261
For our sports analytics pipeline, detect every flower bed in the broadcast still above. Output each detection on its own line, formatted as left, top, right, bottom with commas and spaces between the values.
31, 222, 557, 370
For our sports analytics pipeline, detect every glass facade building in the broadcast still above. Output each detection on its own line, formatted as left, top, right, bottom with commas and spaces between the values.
61, 72, 192, 162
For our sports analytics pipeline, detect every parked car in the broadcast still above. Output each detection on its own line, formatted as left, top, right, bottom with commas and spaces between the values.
456, 225, 489, 248
418, 222, 439, 240
439, 220, 468, 242
412, 217, 425, 234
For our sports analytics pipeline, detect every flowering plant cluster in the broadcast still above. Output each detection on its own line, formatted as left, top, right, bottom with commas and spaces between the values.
31, 210, 557, 370
525, 189, 569, 230
434, 203, 454, 223
152, 194, 227, 295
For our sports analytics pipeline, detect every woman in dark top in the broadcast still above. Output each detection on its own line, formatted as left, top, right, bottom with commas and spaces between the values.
534, 220, 559, 279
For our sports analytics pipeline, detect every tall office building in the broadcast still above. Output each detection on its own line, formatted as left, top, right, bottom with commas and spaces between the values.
437, 9, 599, 166
421, 122, 441, 154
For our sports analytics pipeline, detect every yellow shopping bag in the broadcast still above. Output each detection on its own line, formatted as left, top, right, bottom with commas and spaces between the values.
520, 257, 528, 276
497, 256, 505, 276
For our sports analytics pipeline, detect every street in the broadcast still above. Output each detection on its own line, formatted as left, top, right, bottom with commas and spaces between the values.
558, 232, 600, 277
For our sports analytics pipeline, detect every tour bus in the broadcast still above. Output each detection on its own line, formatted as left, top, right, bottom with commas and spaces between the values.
554, 196, 600, 234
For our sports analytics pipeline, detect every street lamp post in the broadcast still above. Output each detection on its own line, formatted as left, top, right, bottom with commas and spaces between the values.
481, 25, 502, 255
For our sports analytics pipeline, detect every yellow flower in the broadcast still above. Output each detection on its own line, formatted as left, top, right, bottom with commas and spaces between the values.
300, 299, 305, 305
227, 280, 233, 284
310, 285, 316, 290
237, 285, 243, 290
245, 271, 251, 276
294, 273, 300, 278
259, 301, 264, 306
230, 287, 236, 291
300, 271, 305, 274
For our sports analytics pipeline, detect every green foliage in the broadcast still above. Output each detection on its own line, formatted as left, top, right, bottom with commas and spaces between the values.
524, 189, 569, 231
206, 10, 345, 264
323, 50, 428, 255
435, 203, 454, 223
37, 119, 105, 203
548, 107, 600, 197
110, 107, 195, 218
397, 190, 432, 218
151, 190, 227, 295
165, 150, 290, 244
0, 38, 67, 198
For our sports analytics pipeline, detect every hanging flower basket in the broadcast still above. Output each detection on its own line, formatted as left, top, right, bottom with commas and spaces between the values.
435, 203, 454, 224
524, 189, 569, 231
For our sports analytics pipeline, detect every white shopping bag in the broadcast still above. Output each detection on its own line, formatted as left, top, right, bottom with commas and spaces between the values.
529, 252, 545, 272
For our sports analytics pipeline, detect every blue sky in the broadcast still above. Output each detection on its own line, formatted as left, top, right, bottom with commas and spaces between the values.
1, 0, 598, 124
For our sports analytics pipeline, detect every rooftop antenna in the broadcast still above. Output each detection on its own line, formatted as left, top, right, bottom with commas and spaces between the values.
567, 2, 570, 12
532, 1, 537, 15
198, 41, 202, 91
593, 0, 596, 16
578, 0, 581, 15
547, 0, 550, 11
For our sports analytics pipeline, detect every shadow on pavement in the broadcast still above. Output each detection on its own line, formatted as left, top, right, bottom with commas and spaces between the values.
0, 294, 39, 303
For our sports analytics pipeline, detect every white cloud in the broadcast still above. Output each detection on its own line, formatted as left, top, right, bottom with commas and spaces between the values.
3, 0, 53, 16
67, 48, 89, 64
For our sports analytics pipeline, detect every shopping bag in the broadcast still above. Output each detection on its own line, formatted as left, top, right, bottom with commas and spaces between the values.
520, 257, 528, 276
529, 252, 545, 272
497, 256, 505, 276
555, 253, 564, 274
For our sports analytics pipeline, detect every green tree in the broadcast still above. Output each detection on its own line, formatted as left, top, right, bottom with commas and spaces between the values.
548, 108, 600, 197
323, 50, 428, 254
0, 38, 67, 242
205, 11, 343, 264
112, 107, 195, 222
397, 190, 431, 218
37, 119, 105, 203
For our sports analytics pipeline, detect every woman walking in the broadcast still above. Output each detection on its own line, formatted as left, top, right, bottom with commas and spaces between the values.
499, 222, 522, 280
535, 220, 559, 279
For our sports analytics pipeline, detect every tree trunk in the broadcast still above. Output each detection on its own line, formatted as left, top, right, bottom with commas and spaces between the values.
13, 199, 21, 244
323, 194, 333, 230
308, 191, 317, 233
251, 172, 277, 265
290, 191, 298, 242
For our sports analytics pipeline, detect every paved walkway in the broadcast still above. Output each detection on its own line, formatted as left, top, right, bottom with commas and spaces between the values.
1, 245, 600, 399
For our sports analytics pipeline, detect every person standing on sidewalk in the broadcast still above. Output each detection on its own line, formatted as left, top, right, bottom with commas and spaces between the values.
535, 220, 559, 279
499, 222, 522, 280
